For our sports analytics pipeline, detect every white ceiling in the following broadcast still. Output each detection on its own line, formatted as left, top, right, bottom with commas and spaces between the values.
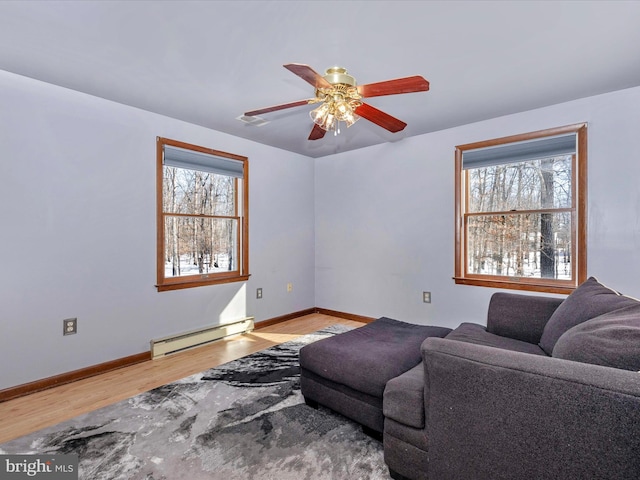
1, 1, 639, 158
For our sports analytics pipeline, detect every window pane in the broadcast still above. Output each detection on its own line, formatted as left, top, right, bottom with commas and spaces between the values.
467, 212, 572, 279
164, 216, 238, 278
467, 156, 572, 213
163, 166, 235, 216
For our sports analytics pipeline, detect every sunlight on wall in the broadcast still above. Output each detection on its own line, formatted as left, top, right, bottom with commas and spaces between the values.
219, 284, 247, 323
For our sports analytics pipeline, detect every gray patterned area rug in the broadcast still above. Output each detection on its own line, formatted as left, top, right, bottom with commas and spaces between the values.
1, 325, 388, 479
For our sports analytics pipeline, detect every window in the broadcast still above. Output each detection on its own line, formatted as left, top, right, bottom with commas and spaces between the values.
454, 124, 587, 294
156, 137, 249, 291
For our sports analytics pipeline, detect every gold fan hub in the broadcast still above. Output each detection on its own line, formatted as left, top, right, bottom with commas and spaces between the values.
323, 66, 357, 87
315, 67, 361, 104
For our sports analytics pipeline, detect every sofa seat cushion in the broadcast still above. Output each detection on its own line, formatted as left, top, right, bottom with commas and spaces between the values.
539, 276, 639, 355
384, 363, 425, 428
445, 323, 548, 356
384, 417, 430, 453
299, 317, 451, 398
553, 303, 640, 371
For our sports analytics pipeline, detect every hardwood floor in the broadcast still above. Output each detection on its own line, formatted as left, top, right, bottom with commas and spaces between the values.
0, 313, 363, 444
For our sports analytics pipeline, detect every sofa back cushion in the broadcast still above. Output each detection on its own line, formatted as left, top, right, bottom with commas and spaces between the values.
538, 277, 639, 355
446, 323, 548, 356
486, 292, 564, 344
553, 303, 640, 371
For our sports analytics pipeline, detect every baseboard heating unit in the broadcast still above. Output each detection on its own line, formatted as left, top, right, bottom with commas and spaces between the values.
151, 317, 254, 359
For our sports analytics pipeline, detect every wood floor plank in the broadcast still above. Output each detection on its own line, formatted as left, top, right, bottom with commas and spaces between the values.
0, 314, 361, 444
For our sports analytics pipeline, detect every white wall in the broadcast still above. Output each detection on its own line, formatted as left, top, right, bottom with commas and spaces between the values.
0, 70, 315, 390
3, 67, 640, 391
315, 86, 640, 328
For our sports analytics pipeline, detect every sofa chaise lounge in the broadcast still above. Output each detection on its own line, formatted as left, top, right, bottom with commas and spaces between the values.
300, 277, 640, 479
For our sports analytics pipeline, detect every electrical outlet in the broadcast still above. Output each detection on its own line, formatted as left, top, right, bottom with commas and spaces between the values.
287, 282, 293, 292
63, 318, 77, 335
256, 288, 263, 299
423, 291, 431, 303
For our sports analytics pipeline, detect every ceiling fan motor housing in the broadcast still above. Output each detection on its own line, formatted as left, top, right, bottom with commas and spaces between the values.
323, 66, 356, 87
316, 67, 361, 105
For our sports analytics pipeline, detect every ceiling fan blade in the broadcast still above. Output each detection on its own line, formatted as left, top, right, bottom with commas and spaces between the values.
357, 75, 429, 98
244, 99, 313, 117
355, 103, 407, 133
308, 123, 327, 140
284, 63, 332, 89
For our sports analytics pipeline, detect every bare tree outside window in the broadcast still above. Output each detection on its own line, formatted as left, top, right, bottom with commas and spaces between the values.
455, 124, 587, 294
156, 138, 249, 291
466, 156, 572, 279
163, 168, 236, 277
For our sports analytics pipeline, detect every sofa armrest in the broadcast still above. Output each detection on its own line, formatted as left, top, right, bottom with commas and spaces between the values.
422, 337, 640, 480
486, 292, 564, 344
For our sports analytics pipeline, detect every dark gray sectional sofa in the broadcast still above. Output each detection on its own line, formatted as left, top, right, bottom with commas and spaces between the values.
300, 277, 640, 479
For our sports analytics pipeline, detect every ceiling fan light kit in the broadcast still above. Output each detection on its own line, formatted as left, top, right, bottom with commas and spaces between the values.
244, 63, 429, 141
309, 67, 363, 136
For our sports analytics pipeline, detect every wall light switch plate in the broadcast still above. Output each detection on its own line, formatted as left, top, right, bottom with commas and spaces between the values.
423, 291, 431, 303
256, 288, 263, 299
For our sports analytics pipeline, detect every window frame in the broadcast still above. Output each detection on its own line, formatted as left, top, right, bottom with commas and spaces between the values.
156, 137, 249, 292
454, 123, 587, 294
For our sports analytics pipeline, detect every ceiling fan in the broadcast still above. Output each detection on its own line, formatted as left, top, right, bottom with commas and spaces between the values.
244, 63, 430, 140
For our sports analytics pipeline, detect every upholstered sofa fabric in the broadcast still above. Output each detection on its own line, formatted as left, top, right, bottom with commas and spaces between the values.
422, 337, 640, 480
300, 317, 450, 398
553, 303, 640, 371
384, 316, 548, 441
538, 276, 639, 355
299, 318, 451, 434
485, 292, 564, 344
383, 419, 430, 480
383, 363, 425, 428
382, 284, 640, 480
445, 322, 548, 356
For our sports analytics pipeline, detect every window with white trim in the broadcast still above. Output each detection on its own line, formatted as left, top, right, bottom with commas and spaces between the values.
454, 124, 587, 294
156, 137, 249, 291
